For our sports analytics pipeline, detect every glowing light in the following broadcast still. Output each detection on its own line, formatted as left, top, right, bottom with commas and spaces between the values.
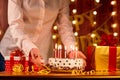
93, 11, 97, 15
93, 43, 97, 46
72, 20, 77, 24
0, 30, 2, 35
111, 11, 116, 16
93, 21, 97, 25
91, 33, 96, 38
113, 32, 118, 37
72, 9, 77, 14
52, 35, 57, 39
53, 26, 58, 30
71, 0, 75, 2
111, 1, 116, 5
74, 32, 78, 36
112, 23, 117, 28
95, 0, 100, 3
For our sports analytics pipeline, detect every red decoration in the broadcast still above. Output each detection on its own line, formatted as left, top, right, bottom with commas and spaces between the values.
98, 34, 118, 46
10, 49, 25, 71
109, 46, 117, 71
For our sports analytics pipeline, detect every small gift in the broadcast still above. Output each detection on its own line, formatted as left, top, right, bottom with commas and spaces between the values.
10, 49, 25, 72
95, 46, 120, 71
85, 34, 120, 71
86, 46, 120, 71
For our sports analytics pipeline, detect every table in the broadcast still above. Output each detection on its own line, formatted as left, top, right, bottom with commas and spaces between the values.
0, 71, 120, 79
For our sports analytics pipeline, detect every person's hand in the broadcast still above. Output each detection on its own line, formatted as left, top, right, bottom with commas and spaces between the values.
68, 50, 86, 69
29, 48, 44, 67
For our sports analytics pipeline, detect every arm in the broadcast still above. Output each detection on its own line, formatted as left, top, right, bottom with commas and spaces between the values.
56, 0, 75, 52
8, 0, 43, 65
8, 0, 37, 56
56, 0, 86, 62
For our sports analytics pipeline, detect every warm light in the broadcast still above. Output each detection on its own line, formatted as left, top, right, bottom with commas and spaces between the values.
93, 21, 97, 25
113, 32, 118, 37
111, 1, 116, 5
112, 23, 117, 28
53, 26, 58, 30
0, 30, 2, 35
91, 33, 96, 38
55, 43, 58, 49
95, 0, 100, 3
111, 11, 116, 16
93, 11, 97, 15
74, 32, 78, 36
58, 45, 62, 49
72, 20, 77, 24
52, 35, 57, 39
71, 0, 75, 2
72, 9, 77, 14
93, 43, 97, 46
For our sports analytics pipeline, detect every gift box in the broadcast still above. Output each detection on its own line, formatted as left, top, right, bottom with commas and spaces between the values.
5, 56, 10, 71
85, 46, 120, 71
10, 49, 25, 72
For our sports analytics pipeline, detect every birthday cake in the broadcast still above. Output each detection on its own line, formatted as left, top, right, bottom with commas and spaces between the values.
48, 58, 84, 72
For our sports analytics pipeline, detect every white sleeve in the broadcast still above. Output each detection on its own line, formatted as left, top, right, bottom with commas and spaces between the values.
56, 0, 76, 52
8, 0, 37, 56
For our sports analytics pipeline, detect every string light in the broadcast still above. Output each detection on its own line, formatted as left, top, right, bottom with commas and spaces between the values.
71, 0, 75, 2
112, 23, 117, 28
93, 43, 98, 46
95, 0, 100, 3
93, 11, 97, 15
72, 9, 77, 14
0, 30, 2, 35
93, 21, 97, 25
113, 32, 118, 37
52, 35, 57, 40
111, 11, 116, 16
91, 33, 96, 38
72, 20, 77, 25
53, 25, 58, 30
74, 32, 78, 37
111, 0, 116, 5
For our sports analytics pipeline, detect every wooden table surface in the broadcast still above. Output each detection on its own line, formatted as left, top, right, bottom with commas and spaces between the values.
0, 71, 120, 79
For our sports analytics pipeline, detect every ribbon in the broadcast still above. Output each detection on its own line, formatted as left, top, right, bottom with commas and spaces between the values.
72, 70, 95, 75
98, 34, 118, 46
37, 66, 51, 74
85, 46, 95, 71
95, 46, 117, 71
109, 46, 116, 71
12, 64, 24, 73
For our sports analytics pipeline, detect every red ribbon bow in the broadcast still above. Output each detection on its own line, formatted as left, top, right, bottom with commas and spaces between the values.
98, 34, 118, 46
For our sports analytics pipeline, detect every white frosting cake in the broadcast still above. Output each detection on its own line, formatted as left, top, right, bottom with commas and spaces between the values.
48, 58, 84, 70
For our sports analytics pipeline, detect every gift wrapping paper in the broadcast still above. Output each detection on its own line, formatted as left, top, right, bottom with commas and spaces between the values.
86, 46, 120, 71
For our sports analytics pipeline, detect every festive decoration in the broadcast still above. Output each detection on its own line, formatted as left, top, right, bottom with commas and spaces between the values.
12, 64, 24, 73
86, 46, 120, 71
10, 49, 25, 72
98, 34, 118, 46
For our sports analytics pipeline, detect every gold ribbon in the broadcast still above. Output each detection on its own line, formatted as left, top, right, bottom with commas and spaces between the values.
37, 66, 51, 74
12, 64, 24, 73
72, 70, 95, 75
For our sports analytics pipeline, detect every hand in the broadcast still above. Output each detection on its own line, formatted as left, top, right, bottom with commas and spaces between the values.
68, 50, 86, 68
29, 48, 44, 67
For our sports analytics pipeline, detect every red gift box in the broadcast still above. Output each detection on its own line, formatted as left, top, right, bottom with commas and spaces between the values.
85, 46, 120, 71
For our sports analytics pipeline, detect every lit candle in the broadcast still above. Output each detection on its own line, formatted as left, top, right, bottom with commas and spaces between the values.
75, 46, 78, 58
64, 46, 67, 58
54, 43, 58, 58
58, 45, 62, 58
70, 45, 75, 51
